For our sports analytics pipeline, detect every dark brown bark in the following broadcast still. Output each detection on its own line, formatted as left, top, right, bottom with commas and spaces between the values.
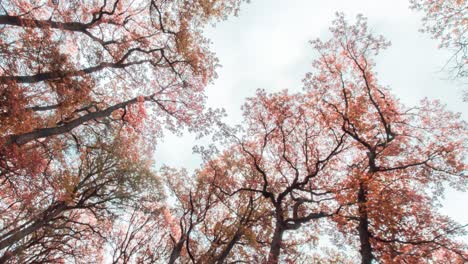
0, 61, 149, 84
168, 236, 186, 264
0, 0, 121, 33
267, 221, 284, 264
357, 182, 373, 264
0, 15, 92, 32
215, 230, 243, 264
28, 103, 61, 112
4, 94, 154, 146
0, 4, 120, 46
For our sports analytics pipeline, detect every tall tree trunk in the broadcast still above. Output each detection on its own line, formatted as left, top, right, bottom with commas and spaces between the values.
168, 236, 186, 264
215, 230, 243, 264
0, 61, 147, 84
4, 94, 155, 146
267, 222, 284, 264
357, 182, 373, 264
0, 15, 90, 31
0, 202, 67, 251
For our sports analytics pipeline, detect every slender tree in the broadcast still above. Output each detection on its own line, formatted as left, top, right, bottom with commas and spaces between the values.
158, 165, 262, 263
204, 90, 350, 263
304, 13, 467, 264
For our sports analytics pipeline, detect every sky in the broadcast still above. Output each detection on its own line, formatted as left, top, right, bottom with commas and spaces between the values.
154, 0, 467, 225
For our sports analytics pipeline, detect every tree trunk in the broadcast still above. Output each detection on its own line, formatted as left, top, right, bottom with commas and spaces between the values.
4, 94, 154, 146
168, 236, 186, 264
0, 15, 89, 32
215, 230, 243, 264
0, 202, 67, 251
267, 222, 284, 264
358, 182, 373, 264
0, 61, 148, 84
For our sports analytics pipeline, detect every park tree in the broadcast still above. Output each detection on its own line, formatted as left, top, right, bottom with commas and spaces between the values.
304, 13, 467, 263
158, 164, 262, 264
200, 90, 351, 263
99, 160, 263, 264
106, 199, 174, 263
0, 0, 245, 180
0, 135, 163, 263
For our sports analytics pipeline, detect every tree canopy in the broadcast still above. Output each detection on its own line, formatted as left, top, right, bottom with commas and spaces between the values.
0, 1, 466, 263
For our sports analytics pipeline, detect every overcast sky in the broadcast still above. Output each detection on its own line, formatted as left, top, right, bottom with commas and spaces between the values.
155, 0, 467, 224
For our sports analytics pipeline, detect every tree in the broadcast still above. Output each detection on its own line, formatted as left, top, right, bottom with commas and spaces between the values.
304, 13, 467, 264
106, 205, 171, 263
201, 90, 350, 263
158, 165, 262, 264
0, 1, 246, 262
0, 0, 245, 183
410, 0, 467, 79
1, 2, 466, 263
0, 136, 162, 263
101, 161, 263, 264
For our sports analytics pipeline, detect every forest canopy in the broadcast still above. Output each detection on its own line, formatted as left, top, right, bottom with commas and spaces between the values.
0, 0, 466, 263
